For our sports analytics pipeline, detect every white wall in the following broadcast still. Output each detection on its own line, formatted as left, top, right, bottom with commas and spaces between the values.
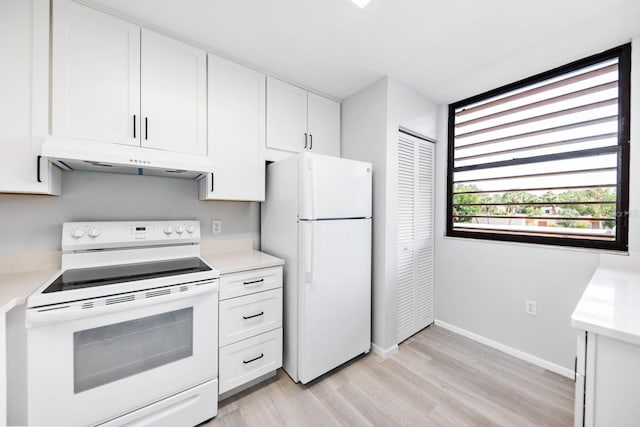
434, 35, 640, 372
387, 79, 438, 140
342, 77, 437, 352
601, 35, 640, 269
383, 80, 437, 350
341, 77, 389, 348
0, 171, 260, 253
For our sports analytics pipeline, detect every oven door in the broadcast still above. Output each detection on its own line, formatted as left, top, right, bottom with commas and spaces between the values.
26, 281, 218, 426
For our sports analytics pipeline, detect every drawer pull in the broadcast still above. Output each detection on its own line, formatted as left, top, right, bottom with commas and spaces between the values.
243, 278, 265, 286
243, 311, 264, 320
243, 353, 264, 364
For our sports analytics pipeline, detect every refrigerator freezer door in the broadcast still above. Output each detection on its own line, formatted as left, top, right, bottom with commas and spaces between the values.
299, 153, 372, 220
298, 218, 371, 383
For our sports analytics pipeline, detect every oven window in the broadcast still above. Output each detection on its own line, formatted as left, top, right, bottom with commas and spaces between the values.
73, 308, 193, 394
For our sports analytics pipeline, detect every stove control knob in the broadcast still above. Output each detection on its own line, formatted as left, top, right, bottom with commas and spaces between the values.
175, 225, 185, 235
186, 225, 195, 234
71, 227, 84, 239
88, 227, 101, 238
163, 225, 174, 235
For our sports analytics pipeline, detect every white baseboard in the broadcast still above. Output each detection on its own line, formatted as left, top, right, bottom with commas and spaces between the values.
371, 342, 398, 358
434, 319, 574, 379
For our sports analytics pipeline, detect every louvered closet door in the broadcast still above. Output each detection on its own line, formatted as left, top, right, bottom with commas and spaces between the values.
397, 131, 435, 344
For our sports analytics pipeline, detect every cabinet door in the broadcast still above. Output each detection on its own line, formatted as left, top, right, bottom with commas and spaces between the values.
307, 93, 340, 156
266, 77, 307, 153
141, 29, 206, 155
200, 56, 265, 201
0, 0, 60, 195
51, 0, 140, 146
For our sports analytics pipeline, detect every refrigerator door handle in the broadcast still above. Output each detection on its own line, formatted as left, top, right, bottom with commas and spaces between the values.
305, 221, 314, 283
303, 158, 318, 220
310, 160, 318, 220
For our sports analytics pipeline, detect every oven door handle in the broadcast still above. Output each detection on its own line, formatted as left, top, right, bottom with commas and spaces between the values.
26, 281, 217, 328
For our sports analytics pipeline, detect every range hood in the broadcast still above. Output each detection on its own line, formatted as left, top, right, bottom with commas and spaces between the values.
41, 136, 212, 179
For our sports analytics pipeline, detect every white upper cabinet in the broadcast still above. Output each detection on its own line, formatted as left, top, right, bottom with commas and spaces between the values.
140, 30, 206, 155
266, 77, 340, 159
51, 0, 206, 156
0, 0, 60, 195
199, 55, 266, 201
307, 93, 340, 156
51, 0, 140, 145
266, 78, 308, 153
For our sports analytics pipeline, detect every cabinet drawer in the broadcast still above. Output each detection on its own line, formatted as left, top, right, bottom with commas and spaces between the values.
219, 266, 282, 300
219, 288, 282, 347
219, 328, 282, 394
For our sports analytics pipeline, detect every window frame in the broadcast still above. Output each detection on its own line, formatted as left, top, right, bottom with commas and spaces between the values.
446, 44, 631, 251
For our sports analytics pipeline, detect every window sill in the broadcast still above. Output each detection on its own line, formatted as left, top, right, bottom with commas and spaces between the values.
440, 234, 629, 256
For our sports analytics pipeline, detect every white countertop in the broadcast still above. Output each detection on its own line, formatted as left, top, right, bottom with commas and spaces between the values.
0, 269, 58, 315
201, 249, 284, 275
571, 266, 640, 346
0, 239, 284, 313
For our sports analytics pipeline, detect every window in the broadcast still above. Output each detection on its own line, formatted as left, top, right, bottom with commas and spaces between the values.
447, 44, 631, 251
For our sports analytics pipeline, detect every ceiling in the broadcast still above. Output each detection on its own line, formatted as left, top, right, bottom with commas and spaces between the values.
87, 0, 640, 104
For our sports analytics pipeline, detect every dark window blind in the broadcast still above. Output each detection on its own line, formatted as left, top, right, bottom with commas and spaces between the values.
447, 44, 630, 250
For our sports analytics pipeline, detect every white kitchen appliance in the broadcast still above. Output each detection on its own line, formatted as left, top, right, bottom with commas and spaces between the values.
261, 152, 372, 384
41, 136, 213, 179
22, 220, 219, 426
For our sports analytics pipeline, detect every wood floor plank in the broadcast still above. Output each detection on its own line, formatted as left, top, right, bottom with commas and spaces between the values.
341, 358, 440, 426
308, 379, 374, 427
425, 329, 575, 414
405, 334, 572, 426
408, 340, 569, 425
421, 327, 575, 399
207, 408, 246, 427
412, 330, 565, 398
204, 325, 574, 427
385, 352, 531, 426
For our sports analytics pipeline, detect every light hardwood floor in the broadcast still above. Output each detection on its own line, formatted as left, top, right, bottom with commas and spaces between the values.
206, 325, 575, 426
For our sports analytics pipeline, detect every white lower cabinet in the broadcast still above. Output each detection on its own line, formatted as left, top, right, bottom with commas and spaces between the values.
575, 331, 640, 426
219, 288, 282, 347
218, 266, 283, 396
219, 266, 282, 300
219, 328, 283, 394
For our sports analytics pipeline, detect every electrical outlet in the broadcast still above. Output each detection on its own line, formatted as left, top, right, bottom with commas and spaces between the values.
211, 220, 222, 235
525, 299, 537, 316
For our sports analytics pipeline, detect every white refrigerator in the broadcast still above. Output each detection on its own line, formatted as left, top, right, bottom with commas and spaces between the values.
261, 152, 372, 384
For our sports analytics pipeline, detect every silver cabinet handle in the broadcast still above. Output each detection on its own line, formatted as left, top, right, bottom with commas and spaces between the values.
304, 133, 308, 149
243, 278, 264, 286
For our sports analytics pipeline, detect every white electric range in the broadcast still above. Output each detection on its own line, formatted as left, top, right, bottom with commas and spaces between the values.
23, 220, 219, 427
